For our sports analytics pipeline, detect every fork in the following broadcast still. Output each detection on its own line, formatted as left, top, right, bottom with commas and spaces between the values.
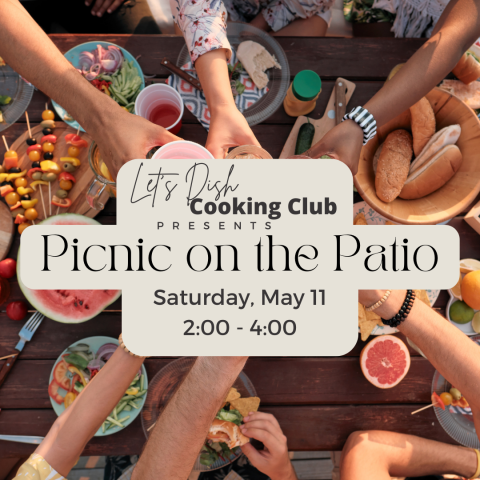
0, 311, 44, 388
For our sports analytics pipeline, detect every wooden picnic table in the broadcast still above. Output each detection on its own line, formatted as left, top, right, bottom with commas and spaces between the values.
1, 34, 480, 459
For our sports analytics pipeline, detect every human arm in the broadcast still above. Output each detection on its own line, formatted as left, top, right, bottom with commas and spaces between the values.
305, 0, 480, 174
131, 356, 248, 480
34, 347, 145, 477
359, 290, 480, 435
340, 430, 477, 480
0, 0, 179, 180
241, 412, 297, 480
85, 0, 126, 17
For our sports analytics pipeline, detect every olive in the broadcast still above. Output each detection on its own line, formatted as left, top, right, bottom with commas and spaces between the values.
31, 161, 41, 169
0, 166, 5, 174
20, 194, 31, 201
26, 137, 36, 146
450, 387, 462, 400
42, 128, 52, 135
56, 189, 68, 199
42, 172, 57, 182
11, 207, 25, 218
0, 181, 13, 187
62, 162, 76, 173
43, 152, 54, 160
8, 167, 21, 173
31, 172, 43, 181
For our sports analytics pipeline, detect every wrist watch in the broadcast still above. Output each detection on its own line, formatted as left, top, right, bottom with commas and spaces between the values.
342, 107, 377, 145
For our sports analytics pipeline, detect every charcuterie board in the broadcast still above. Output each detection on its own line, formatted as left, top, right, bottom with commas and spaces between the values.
280, 78, 356, 158
9, 123, 109, 222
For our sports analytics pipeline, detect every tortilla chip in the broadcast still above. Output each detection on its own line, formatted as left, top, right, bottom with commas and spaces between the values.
230, 397, 261, 417
358, 303, 378, 341
224, 387, 241, 404
385, 221, 396, 225
354, 212, 368, 225
365, 308, 383, 327
415, 289, 430, 307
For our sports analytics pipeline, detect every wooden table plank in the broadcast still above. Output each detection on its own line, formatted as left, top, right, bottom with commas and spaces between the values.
0, 357, 435, 409
0, 404, 453, 458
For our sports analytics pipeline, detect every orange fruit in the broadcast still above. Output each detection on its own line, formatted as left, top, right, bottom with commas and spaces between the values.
461, 270, 480, 310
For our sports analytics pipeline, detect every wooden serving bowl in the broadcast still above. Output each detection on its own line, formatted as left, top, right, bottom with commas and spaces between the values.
355, 88, 480, 225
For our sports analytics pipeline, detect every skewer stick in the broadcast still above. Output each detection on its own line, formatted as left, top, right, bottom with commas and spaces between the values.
48, 183, 52, 216
39, 186, 47, 219
32, 220, 35, 225
76, 125, 80, 136
411, 403, 436, 415
147, 422, 156, 432
55, 206, 59, 216
2, 135, 9, 151
45, 102, 48, 111
0, 353, 17, 361
25, 112, 32, 138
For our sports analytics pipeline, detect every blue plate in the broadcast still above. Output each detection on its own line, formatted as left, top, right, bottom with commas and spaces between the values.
52, 41, 145, 132
49, 336, 148, 437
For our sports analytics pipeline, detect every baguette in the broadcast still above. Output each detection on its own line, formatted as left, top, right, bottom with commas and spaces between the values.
400, 145, 463, 199
410, 97, 436, 157
452, 53, 480, 85
375, 129, 413, 203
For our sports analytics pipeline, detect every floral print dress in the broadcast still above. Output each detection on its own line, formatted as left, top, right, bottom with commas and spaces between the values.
170, 0, 335, 63
14, 454, 65, 480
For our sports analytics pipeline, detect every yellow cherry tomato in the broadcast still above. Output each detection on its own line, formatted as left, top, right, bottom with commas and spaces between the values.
42, 110, 55, 121
24, 208, 38, 221
28, 150, 41, 162
5, 192, 19, 206
4, 150, 17, 159
42, 142, 55, 153
17, 186, 33, 196
67, 146, 80, 158
15, 177, 28, 188
18, 222, 32, 234
40, 161, 61, 174
59, 179, 73, 191
21, 198, 38, 209
64, 392, 77, 409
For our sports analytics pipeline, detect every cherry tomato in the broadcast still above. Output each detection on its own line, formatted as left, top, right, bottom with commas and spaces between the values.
67, 146, 80, 158
5, 192, 19, 205
42, 109, 55, 121
59, 179, 73, 191
440, 392, 453, 406
18, 221, 31, 234
6, 300, 28, 321
15, 177, 28, 188
24, 208, 38, 221
42, 142, 55, 153
28, 150, 41, 162
4, 150, 17, 159
0, 258, 16, 279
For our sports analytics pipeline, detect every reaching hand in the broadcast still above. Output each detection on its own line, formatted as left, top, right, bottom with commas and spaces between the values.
300, 120, 364, 176
240, 412, 297, 480
86, 0, 126, 17
95, 106, 180, 180
206, 106, 260, 159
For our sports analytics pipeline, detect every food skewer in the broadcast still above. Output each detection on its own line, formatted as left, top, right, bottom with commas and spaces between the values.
25, 112, 32, 138
411, 392, 446, 415
2, 135, 8, 152
0, 353, 18, 361
48, 182, 52, 216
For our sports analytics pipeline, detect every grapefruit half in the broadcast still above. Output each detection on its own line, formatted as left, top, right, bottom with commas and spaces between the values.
18, 213, 121, 323
360, 335, 411, 389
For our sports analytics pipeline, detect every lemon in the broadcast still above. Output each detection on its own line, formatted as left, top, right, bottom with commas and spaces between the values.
451, 272, 463, 300
472, 312, 480, 333
450, 300, 475, 324
460, 258, 480, 274
100, 161, 113, 182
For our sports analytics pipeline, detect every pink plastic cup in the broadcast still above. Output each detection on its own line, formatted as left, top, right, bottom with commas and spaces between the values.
135, 84, 184, 135
152, 140, 214, 159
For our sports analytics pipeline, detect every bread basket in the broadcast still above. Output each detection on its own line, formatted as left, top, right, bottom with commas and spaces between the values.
355, 87, 480, 225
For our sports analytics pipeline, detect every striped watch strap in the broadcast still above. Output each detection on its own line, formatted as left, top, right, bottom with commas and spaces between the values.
342, 107, 377, 145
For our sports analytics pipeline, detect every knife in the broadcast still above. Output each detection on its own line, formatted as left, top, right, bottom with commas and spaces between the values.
160, 58, 203, 91
0, 311, 44, 388
335, 78, 347, 125
0, 435, 44, 445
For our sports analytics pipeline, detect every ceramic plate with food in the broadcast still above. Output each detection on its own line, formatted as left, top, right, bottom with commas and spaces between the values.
49, 336, 147, 436
52, 42, 145, 131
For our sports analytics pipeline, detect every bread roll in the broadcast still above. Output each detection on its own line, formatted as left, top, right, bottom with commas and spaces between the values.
410, 124, 461, 173
400, 145, 463, 199
375, 129, 413, 203
373, 143, 383, 175
452, 53, 480, 85
410, 97, 435, 157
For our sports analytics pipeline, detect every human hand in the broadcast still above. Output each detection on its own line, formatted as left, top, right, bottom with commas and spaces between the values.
90, 103, 180, 180
206, 106, 260, 159
240, 412, 297, 480
302, 120, 364, 175
86, 0, 126, 17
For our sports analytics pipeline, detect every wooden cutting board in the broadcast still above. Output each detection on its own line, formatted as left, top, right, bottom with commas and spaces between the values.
0, 202, 14, 260
280, 78, 356, 158
9, 123, 109, 222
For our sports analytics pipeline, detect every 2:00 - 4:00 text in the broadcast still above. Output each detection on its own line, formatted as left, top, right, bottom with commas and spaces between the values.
184, 319, 297, 336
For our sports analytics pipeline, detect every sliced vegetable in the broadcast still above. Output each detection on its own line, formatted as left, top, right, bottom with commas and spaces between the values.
60, 157, 81, 167
0, 95, 12, 105
67, 365, 87, 386
64, 391, 77, 408
65, 353, 89, 370
21, 198, 38, 209
52, 196, 72, 208
96, 343, 117, 361
6, 170, 27, 182
17, 187, 33, 196
74, 381, 84, 393
53, 359, 71, 390
295, 118, 315, 155
30, 180, 48, 190
0, 185, 14, 197
48, 379, 65, 405
26, 144, 42, 154
28, 168, 43, 179
59, 172, 76, 183
40, 160, 61, 174
64, 134, 88, 149
9, 201, 21, 211
14, 214, 26, 224
41, 135, 57, 144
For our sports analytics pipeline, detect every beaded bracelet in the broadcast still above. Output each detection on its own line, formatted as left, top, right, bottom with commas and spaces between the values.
118, 333, 146, 358
366, 290, 391, 312
381, 290, 415, 328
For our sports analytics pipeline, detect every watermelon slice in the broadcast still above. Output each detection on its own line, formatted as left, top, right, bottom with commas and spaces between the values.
17, 213, 121, 323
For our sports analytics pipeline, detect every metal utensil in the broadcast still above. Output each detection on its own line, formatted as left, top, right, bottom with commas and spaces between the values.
0, 435, 44, 445
0, 311, 44, 388
160, 58, 203, 91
